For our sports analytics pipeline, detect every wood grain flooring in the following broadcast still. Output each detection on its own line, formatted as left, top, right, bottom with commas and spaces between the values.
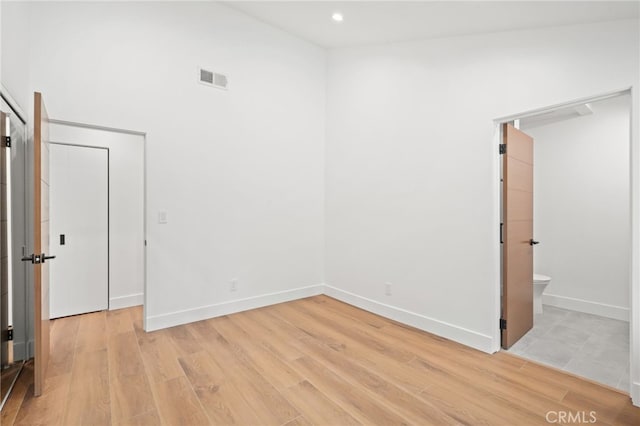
2, 295, 639, 425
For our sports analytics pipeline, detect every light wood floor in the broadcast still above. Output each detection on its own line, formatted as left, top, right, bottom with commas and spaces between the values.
1, 363, 22, 404
1, 295, 639, 425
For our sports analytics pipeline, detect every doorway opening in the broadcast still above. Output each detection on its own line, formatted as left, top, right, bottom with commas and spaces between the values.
48, 120, 146, 319
496, 89, 635, 393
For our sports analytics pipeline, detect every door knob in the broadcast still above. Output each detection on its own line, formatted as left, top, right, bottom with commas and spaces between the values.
530, 239, 540, 245
41, 253, 56, 263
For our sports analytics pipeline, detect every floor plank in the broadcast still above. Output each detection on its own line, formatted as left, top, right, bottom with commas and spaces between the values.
74, 311, 107, 354
109, 373, 156, 424
62, 348, 111, 425
106, 308, 135, 337
3, 295, 639, 425
150, 376, 210, 426
1, 363, 32, 426
114, 409, 161, 426
178, 350, 262, 425
290, 356, 411, 425
281, 380, 360, 426
199, 318, 300, 425
12, 371, 70, 426
108, 331, 146, 378
137, 331, 184, 384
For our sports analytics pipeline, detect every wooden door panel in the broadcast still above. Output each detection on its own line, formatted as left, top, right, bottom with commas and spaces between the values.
33, 92, 51, 396
505, 158, 533, 192
507, 189, 534, 222
506, 221, 533, 307
504, 133, 533, 164
502, 123, 534, 349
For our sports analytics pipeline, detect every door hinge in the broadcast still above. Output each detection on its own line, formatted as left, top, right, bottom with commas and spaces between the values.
500, 223, 504, 244
4, 136, 11, 148
500, 318, 507, 330
7, 326, 13, 341
499, 144, 506, 154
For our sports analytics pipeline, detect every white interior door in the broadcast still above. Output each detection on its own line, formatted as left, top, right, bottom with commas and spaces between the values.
50, 144, 108, 318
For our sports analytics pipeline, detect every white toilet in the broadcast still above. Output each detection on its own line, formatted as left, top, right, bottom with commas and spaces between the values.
533, 274, 551, 314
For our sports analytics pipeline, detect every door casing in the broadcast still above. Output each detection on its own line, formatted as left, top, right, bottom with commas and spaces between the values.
491, 87, 639, 406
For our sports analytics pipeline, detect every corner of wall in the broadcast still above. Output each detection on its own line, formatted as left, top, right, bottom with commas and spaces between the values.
323, 285, 495, 354
110, 293, 144, 311
145, 284, 324, 332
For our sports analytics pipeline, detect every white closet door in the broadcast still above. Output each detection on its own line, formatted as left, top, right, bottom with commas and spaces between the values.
50, 144, 108, 318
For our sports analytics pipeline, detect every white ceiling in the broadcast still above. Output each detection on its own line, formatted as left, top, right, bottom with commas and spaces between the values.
225, 1, 640, 48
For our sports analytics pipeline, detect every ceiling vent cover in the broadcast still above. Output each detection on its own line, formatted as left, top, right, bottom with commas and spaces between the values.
199, 67, 228, 90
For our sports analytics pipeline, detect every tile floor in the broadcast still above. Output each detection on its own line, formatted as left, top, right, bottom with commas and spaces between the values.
506, 305, 630, 392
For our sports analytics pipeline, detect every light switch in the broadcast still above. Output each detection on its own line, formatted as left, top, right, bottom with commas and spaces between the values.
158, 211, 168, 224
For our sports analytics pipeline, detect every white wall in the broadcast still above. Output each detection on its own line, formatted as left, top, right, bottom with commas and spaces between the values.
49, 123, 145, 310
325, 20, 639, 353
1, 0, 3, 88
0, 1, 31, 111
21, 1, 326, 329
528, 96, 631, 320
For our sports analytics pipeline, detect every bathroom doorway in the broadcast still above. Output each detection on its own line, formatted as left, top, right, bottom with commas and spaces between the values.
498, 90, 633, 392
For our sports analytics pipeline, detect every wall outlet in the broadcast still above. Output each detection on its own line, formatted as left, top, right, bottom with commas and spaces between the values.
385, 282, 392, 296
230, 278, 238, 292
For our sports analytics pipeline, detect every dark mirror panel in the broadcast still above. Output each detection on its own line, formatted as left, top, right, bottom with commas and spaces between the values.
1, 100, 29, 410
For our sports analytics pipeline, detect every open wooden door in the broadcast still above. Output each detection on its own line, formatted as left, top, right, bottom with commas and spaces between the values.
29, 92, 54, 396
501, 123, 535, 349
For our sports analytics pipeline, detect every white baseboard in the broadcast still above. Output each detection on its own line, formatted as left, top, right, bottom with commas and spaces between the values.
542, 293, 629, 321
110, 293, 144, 310
27, 339, 34, 359
632, 381, 640, 407
145, 284, 324, 332
323, 285, 494, 354
12, 341, 27, 362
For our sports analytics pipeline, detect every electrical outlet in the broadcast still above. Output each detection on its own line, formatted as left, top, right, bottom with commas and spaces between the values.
385, 282, 392, 296
230, 278, 238, 292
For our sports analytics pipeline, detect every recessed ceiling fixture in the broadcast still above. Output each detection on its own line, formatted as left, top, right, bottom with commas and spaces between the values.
331, 12, 343, 22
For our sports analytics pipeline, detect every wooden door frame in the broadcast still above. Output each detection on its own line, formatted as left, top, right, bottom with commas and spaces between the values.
33, 92, 51, 397
491, 87, 639, 406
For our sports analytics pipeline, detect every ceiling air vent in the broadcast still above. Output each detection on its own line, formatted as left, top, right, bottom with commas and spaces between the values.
199, 67, 228, 90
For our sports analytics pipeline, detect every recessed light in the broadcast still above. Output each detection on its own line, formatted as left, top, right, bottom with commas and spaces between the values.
332, 12, 343, 22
